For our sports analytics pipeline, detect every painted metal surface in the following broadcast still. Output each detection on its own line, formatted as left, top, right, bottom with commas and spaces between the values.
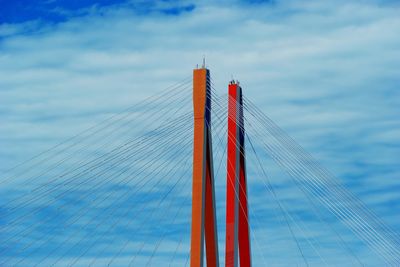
225, 82, 251, 267
190, 68, 219, 267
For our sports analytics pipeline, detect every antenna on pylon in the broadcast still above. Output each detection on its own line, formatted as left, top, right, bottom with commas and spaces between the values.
202, 56, 206, 68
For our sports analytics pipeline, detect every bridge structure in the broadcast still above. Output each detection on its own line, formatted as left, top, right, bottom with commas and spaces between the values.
0, 65, 400, 266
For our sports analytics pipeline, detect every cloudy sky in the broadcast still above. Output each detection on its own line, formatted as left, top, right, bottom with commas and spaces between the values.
0, 0, 399, 266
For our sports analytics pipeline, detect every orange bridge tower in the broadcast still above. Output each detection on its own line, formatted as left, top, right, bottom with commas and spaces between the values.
190, 66, 219, 267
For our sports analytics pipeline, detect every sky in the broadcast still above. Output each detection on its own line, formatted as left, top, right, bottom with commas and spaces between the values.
0, 0, 400, 266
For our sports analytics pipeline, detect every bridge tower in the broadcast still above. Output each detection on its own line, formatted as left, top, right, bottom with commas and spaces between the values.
190, 66, 219, 267
225, 81, 251, 267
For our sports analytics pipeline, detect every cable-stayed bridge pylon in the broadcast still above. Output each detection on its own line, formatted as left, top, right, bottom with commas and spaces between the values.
0, 66, 399, 266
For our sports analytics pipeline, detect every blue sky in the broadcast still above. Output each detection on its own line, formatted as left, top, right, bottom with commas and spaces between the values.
0, 0, 399, 266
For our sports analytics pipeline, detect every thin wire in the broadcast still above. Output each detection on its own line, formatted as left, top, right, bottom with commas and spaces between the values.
2, 132, 194, 267
17, 127, 194, 262
1, 77, 194, 266
0, 112, 192, 233
29, 147, 192, 267
144, 190, 191, 267
241, 106, 364, 266
223, 94, 339, 264
206, 99, 269, 266
222, 94, 384, 266
225, 90, 396, 262
126, 162, 192, 267
0, 111, 193, 236
213, 90, 311, 263
246, 133, 312, 266
2, 109, 192, 219
83, 152, 193, 267
213, 93, 341, 265
3, 99, 193, 242
0, 121, 194, 260
244, 101, 399, 258
143, 108, 229, 266
2, 88, 192, 215
243, 96, 400, 249
91, 123, 198, 266
1, 77, 192, 185
241, 99, 399, 264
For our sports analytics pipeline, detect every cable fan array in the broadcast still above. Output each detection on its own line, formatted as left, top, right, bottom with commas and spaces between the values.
0, 75, 399, 266
209, 77, 400, 266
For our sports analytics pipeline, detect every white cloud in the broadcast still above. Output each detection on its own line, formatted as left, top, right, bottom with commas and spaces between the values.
1, 0, 400, 265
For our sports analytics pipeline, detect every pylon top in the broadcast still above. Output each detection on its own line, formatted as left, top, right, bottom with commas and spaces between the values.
229, 79, 240, 86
